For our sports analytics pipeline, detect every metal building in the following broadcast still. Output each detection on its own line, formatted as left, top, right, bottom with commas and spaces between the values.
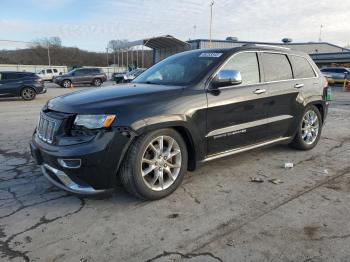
124, 35, 350, 67
187, 39, 349, 54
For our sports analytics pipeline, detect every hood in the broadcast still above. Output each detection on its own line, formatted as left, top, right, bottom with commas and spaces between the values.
47, 83, 183, 114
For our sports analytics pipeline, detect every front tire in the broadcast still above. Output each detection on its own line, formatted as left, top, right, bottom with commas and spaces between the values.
21, 87, 36, 101
290, 105, 322, 150
119, 128, 188, 200
93, 78, 102, 87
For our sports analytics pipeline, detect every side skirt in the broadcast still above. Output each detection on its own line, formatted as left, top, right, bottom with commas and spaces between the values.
201, 136, 292, 163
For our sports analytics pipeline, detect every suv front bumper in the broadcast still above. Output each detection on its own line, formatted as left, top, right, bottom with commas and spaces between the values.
30, 129, 133, 195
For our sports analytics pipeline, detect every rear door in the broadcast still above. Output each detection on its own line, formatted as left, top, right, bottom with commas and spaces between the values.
260, 52, 301, 140
72, 69, 85, 84
81, 69, 94, 83
206, 51, 272, 155
0, 72, 11, 96
0, 73, 23, 96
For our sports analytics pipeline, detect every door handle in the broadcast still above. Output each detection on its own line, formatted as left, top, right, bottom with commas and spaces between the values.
253, 88, 266, 94
294, 83, 304, 88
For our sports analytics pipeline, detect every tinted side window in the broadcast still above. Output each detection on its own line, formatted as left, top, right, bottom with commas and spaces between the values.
6, 73, 19, 80
262, 53, 292, 82
221, 52, 260, 85
335, 68, 346, 73
46, 69, 53, 73
53, 69, 58, 73
289, 55, 316, 78
74, 70, 84, 76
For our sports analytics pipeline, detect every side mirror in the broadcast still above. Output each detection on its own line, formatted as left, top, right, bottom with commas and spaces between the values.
212, 70, 242, 88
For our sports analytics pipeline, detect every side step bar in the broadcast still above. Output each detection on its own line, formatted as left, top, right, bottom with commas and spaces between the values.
202, 137, 292, 163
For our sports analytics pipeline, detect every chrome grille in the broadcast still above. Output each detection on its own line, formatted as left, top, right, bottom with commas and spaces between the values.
37, 113, 58, 144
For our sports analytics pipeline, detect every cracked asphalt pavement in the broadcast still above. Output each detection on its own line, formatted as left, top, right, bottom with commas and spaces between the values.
1, 83, 350, 262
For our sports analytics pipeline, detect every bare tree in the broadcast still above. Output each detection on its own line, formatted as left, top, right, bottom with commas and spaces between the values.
108, 39, 130, 51
32, 37, 62, 48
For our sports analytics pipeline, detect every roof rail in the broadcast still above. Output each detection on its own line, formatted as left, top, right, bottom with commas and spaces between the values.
242, 43, 291, 50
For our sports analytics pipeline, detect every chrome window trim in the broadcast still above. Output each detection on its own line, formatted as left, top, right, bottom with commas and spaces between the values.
207, 50, 320, 91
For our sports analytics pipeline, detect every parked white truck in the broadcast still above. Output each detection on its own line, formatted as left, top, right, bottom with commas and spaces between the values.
37, 68, 61, 81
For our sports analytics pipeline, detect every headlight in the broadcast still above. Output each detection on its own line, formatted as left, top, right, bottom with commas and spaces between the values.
73, 115, 116, 129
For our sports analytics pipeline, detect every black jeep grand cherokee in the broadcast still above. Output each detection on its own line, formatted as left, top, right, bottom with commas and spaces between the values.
30, 45, 329, 200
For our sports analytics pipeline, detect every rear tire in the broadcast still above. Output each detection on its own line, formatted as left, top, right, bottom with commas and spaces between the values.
289, 105, 322, 150
119, 128, 188, 200
21, 87, 36, 101
62, 80, 71, 88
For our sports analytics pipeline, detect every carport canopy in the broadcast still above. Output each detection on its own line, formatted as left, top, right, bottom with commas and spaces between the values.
116, 35, 191, 50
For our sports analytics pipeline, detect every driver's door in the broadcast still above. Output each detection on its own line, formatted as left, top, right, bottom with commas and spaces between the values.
206, 51, 271, 156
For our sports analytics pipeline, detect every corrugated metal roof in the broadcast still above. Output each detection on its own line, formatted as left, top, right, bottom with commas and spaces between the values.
116, 35, 190, 50
143, 35, 190, 49
188, 39, 350, 54
310, 52, 350, 63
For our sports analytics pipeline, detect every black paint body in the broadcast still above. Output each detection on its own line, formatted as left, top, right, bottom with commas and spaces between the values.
30, 46, 328, 191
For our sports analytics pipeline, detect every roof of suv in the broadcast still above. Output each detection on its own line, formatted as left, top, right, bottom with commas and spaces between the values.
192, 45, 308, 57
0, 71, 35, 74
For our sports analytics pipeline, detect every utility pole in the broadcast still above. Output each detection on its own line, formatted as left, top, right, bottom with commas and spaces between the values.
106, 47, 109, 66
47, 43, 51, 67
209, 1, 214, 48
318, 24, 323, 42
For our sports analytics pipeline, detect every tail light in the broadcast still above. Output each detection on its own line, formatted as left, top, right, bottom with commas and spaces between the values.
323, 77, 332, 101
323, 76, 329, 89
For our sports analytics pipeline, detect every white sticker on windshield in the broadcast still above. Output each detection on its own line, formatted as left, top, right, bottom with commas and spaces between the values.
199, 53, 223, 58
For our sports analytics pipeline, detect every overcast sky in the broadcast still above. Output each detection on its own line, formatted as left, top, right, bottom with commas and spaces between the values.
1, 0, 349, 51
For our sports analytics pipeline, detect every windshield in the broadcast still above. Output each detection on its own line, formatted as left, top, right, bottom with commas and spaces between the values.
133, 51, 223, 86
66, 69, 78, 75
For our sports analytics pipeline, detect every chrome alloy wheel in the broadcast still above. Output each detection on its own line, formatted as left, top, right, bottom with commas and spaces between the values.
301, 110, 319, 145
141, 135, 182, 191
22, 88, 35, 100
63, 80, 71, 88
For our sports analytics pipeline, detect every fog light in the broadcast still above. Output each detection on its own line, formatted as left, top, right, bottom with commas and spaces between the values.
58, 158, 81, 169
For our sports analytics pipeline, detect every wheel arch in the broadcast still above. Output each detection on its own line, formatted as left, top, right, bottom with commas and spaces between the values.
19, 85, 36, 96
131, 120, 197, 171
306, 100, 326, 124
93, 77, 103, 83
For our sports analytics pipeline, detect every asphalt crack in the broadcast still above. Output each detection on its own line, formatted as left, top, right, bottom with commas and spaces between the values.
0, 194, 70, 219
0, 198, 86, 262
182, 166, 350, 253
146, 251, 223, 262
181, 186, 201, 204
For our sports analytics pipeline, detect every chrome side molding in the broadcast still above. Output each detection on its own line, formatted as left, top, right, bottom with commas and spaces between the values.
202, 137, 292, 162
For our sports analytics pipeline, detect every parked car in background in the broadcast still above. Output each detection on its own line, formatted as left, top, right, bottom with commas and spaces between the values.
113, 68, 145, 84
111, 71, 127, 83
0, 71, 46, 100
54, 68, 107, 88
124, 68, 146, 83
30, 46, 329, 200
37, 68, 61, 81
320, 67, 350, 83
